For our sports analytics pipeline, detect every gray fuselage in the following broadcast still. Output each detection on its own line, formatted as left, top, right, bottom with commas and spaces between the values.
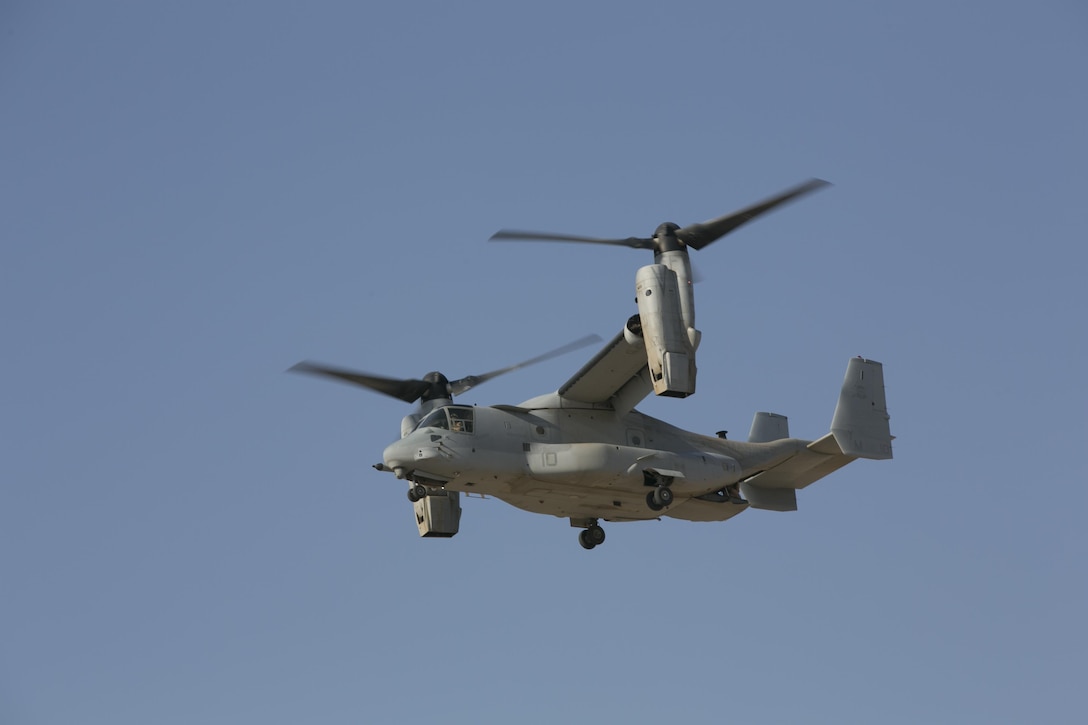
382, 400, 808, 524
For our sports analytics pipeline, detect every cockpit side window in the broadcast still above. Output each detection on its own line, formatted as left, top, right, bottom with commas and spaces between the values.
448, 406, 474, 433
414, 406, 475, 433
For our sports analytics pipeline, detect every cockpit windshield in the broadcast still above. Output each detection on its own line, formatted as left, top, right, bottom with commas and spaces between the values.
414, 406, 475, 433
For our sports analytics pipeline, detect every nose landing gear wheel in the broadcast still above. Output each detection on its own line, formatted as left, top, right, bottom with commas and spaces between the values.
406, 484, 428, 503
578, 523, 606, 550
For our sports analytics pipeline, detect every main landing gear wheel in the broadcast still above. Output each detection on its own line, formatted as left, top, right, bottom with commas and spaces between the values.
646, 486, 673, 511
406, 484, 428, 503
578, 523, 606, 550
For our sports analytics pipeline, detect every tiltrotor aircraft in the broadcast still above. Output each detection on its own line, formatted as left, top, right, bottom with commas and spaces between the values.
291, 179, 893, 549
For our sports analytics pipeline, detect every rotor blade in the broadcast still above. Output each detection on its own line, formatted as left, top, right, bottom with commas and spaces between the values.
448, 334, 603, 396
490, 229, 656, 250
676, 178, 831, 250
288, 362, 431, 403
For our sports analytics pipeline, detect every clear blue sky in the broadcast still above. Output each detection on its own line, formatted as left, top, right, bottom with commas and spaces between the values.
3, 2, 1086, 723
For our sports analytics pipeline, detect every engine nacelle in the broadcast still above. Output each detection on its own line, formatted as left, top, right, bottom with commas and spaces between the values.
635, 264, 697, 397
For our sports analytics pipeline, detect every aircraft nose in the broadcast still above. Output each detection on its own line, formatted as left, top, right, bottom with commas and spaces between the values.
382, 439, 416, 479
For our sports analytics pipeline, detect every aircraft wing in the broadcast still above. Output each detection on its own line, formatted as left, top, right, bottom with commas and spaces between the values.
557, 327, 652, 413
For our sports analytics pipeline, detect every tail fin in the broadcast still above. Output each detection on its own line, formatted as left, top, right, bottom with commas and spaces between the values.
748, 412, 789, 443
831, 358, 893, 460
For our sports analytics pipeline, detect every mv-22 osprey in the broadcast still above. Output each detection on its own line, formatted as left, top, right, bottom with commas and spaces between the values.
291, 179, 893, 549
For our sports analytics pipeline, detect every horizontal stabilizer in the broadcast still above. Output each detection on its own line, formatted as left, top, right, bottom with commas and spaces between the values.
742, 433, 853, 490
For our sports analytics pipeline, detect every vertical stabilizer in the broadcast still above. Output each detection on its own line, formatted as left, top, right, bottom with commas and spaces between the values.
748, 412, 790, 443
831, 358, 893, 460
